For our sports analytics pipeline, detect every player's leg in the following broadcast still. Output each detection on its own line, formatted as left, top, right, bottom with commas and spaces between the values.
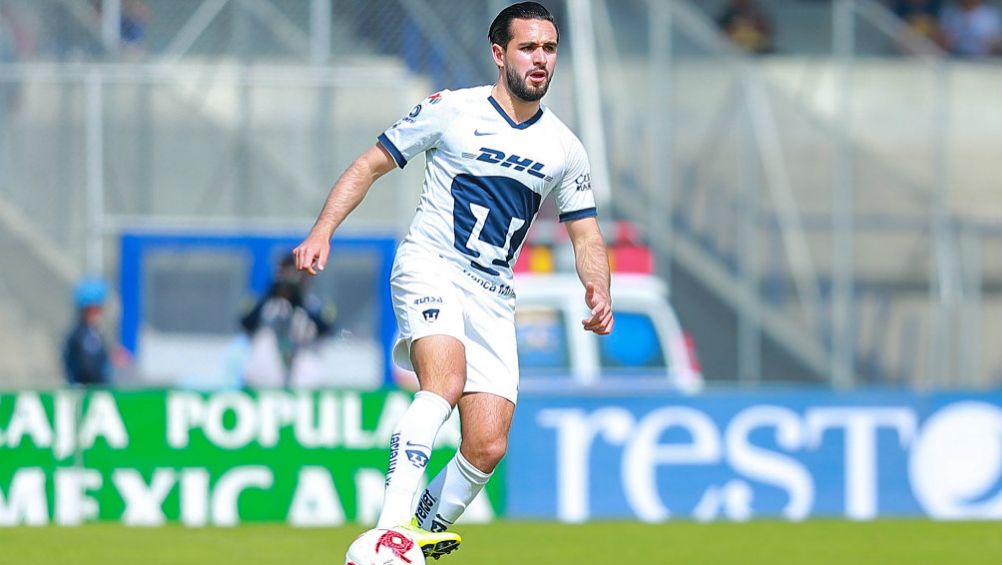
378, 256, 466, 559
378, 254, 466, 528
410, 335, 468, 405
415, 391, 514, 532
376, 335, 465, 529
384, 336, 468, 559
415, 284, 518, 535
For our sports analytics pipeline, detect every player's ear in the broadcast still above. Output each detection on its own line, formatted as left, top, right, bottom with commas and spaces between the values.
491, 43, 505, 68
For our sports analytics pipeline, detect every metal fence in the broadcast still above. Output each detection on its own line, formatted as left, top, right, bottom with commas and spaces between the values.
0, 0, 505, 76
0, 0, 999, 389
592, 0, 1001, 388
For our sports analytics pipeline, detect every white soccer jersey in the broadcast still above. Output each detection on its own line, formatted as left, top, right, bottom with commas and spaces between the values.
378, 86, 597, 290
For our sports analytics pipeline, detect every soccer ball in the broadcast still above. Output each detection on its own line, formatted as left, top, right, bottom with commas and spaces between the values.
345, 527, 426, 565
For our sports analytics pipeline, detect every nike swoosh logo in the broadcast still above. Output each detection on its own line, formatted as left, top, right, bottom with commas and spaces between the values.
406, 441, 431, 450
473, 129, 496, 136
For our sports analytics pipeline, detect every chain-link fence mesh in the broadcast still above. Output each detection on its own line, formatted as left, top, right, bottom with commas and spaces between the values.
593, 0, 1001, 388
2, 0, 510, 79
0, 0, 523, 384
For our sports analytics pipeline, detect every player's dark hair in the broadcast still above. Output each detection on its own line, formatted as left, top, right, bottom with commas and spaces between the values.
488, 2, 559, 48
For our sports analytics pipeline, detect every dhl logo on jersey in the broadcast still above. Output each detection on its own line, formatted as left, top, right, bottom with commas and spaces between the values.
462, 147, 553, 182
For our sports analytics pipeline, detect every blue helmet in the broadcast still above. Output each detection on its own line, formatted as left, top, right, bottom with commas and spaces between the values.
74, 278, 108, 308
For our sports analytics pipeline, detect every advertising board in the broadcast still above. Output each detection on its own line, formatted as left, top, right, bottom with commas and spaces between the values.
0, 390, 501, 526
508, 392, 1002, 521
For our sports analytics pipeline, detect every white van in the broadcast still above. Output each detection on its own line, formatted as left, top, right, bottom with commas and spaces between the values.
514, 273, 703, 394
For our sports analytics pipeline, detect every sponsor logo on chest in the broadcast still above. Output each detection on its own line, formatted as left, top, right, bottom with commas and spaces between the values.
461, 145, 554, 183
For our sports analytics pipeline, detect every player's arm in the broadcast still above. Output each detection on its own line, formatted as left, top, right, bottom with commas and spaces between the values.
565, 216, 613, 335
294, 143, 397, 275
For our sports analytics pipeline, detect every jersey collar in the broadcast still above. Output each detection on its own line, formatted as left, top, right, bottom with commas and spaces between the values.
488, 95, 545, 130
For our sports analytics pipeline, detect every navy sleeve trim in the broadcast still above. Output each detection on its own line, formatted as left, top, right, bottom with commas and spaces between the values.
377, 133, 407, 168
559, 207, 598, 222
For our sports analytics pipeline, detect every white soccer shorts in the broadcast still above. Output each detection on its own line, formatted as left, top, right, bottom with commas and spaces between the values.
390, 246, 519, 404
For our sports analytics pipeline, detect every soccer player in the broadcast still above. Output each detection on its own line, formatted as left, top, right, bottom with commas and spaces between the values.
293, 2, 613, 559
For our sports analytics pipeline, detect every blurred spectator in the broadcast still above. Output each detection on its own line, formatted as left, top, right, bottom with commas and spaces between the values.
240, 253, 336, 387
119, 0, 151, 57
939, 0, 1001, 57
0, 4, 30, 109
0, 3, 32, 56
892, 0, 943, 43
0, 6, 17, 64
92, 0, 151, 57
63, 278, 114, 386
717, 0, 775, 54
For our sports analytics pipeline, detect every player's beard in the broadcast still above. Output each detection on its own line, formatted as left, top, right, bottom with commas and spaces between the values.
505, 64, 551, 103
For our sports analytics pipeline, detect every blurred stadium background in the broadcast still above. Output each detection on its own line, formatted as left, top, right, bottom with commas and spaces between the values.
1, 0, 1001, 562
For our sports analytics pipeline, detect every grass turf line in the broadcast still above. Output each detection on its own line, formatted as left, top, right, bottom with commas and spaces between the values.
0, 520, 998, 565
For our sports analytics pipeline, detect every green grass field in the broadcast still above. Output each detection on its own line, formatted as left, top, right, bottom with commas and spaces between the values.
1, 520, 998, 565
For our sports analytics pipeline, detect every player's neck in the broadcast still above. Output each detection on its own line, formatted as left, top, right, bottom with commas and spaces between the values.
491, 84, 541, 125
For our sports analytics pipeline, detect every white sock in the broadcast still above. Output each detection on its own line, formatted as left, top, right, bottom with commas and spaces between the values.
414, 451, 491, 532
376, 391, 453, 529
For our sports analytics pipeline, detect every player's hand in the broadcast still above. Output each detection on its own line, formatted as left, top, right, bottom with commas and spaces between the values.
292, 232, 331, 276
582, 282, 613, 335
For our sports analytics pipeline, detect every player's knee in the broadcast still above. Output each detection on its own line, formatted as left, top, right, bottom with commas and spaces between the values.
465, 435, 508, 473
418, 372, 465, 406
